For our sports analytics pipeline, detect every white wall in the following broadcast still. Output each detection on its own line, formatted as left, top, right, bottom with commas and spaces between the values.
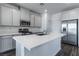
41, 12, 62, 34
50, 13, 62, 33
61, 8, 79, 20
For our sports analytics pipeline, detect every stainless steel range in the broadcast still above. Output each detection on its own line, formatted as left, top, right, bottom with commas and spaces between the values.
18, 28, 32, 35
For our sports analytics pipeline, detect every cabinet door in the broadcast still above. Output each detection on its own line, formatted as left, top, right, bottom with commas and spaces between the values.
0, 6, 1, 25
30, 12, 41, 27
0, 36, 13, 53
30, 14, 35, 27
35, 15, 41, 27
20, 8, 30, 21
12, 9, 20, 26
12, 39, 16, 49
1, 6, 12, 25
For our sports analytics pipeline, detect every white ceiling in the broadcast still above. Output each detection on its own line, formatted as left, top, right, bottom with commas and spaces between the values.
17, 3, 79, 14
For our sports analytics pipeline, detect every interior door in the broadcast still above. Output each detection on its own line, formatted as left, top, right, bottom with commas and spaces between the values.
67, 20, 77, 45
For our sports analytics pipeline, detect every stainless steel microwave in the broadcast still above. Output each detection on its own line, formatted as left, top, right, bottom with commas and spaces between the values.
20, 20, 30, 26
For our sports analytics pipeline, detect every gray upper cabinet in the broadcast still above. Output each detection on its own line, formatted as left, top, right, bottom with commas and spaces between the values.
0, 5, 41, 27
0, 6, 20, 26
30, 12, 35, 27
1, 6, 13, 26
34, 14, 41, 27
20, 8, 30, 21
30, 12, 41, 27
12, 8, 20, 26
0, 7, 1, 25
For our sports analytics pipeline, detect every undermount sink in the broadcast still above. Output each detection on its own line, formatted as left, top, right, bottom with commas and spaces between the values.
36, 32, 47, 36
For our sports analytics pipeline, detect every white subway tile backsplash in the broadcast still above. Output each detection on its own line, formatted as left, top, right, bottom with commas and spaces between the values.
0, 27, 42, 34
0, 27, 19, 34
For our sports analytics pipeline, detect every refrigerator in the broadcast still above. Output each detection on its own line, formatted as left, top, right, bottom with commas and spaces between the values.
61, 19, 78, 46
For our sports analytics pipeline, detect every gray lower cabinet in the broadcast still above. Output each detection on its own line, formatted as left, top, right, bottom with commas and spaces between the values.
0, 36, 15, 53
12, 38, 16, 49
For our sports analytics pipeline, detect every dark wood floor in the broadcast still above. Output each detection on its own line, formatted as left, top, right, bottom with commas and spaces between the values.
0, 43, 79, 56
0, 49, 15, 56
61, 43, 79, 56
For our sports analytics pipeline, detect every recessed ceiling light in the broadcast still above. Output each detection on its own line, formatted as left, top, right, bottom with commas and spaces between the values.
65, 3, 71, 4
45, 9, 48, 13
40, 3, 45, 6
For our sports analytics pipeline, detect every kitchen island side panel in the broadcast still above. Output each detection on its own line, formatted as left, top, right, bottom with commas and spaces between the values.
16, 38, 61, 56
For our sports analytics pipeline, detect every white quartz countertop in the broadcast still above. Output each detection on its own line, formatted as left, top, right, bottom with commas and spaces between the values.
0, 33, 22, 37
13, 33, 66, 51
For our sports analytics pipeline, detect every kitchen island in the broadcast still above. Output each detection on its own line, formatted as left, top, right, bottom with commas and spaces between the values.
13, 33, 65, 56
